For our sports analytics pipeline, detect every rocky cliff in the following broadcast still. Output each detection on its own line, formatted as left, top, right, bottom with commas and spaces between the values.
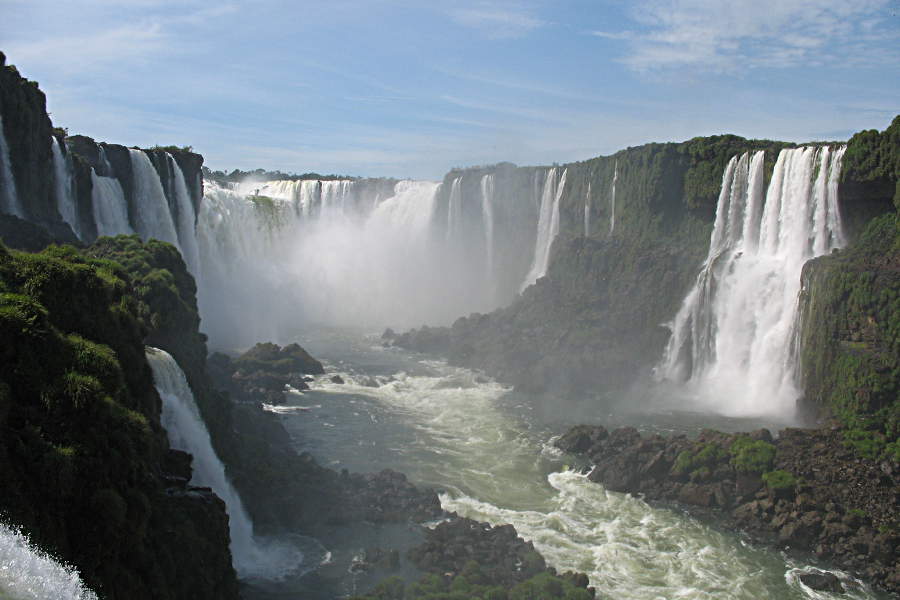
0, 241, 239, 600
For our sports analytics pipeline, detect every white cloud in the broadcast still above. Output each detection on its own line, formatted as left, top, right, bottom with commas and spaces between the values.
450, 3, 545, 39
602, 0, 899, 72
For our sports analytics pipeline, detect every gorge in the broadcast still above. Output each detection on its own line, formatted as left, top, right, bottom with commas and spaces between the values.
0, 49, 898, 600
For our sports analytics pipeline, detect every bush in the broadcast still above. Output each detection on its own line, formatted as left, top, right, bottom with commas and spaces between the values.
729, 437, 776, 473
762, 470, 797, 491
673, 442, 727, 475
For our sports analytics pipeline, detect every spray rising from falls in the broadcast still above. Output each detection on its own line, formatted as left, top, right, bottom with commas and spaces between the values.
0, 115, 24, 218
145, 347, 303, 580
521, 167, 567, 291
657, 146, 846, 418
0, 522, 97, 600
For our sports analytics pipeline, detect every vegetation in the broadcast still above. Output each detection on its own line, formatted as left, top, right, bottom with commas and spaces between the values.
729, 437, 776, 473
150, 144, 195, 154
673, 442, 727, 475
0, 241, 238, 599
842, 115, 900, 208
761, 470, 797, 491
202, 165, 361, 184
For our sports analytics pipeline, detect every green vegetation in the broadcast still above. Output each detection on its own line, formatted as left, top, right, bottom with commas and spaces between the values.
673, 442, 727, 475
150, 144, 195, 154
842, 115, 900, 209
729, 437, 776, 473
762, 470, 797, 491
351, 563, 592, 600
0, 240, 237, 598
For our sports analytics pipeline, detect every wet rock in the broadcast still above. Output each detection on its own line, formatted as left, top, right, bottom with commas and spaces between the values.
330, 374, 345, 384
556, 424, 608, 455
798, 570, 844, 593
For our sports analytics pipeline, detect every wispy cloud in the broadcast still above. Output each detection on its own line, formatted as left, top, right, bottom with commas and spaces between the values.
450, 3, 545, 39
596, 0, 900, 72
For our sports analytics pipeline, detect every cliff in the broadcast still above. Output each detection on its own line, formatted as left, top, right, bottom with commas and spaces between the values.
0, 241, 239, 599
798, 116, 900, 453
395, 136, 791, 396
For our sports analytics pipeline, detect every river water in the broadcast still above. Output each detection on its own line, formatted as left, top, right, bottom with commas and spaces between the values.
244, 329, 884, 600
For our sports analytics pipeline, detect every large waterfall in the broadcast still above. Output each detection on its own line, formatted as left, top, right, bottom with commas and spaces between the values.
146, 347, 303, 580
0, 522, 97, 600
657, 146, 846, 417
0, 116, 23, 218
130, 149, 181, 249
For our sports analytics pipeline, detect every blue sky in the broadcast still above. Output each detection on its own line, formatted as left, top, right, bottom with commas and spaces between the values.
2, 0, 898, 179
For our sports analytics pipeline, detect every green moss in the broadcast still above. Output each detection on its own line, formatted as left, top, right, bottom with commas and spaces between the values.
762, 470, 797, 491
729, 437, 776, 473
673, 442, 727, 475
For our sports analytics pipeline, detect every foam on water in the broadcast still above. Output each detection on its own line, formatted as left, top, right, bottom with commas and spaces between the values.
299, 348, 882, 599
0, 522, 97, 600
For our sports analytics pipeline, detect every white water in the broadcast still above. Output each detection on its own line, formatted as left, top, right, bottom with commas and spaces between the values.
446, 177, 461, 240
658, 147, 846, 418
521, 167, 567, 290
167, 154, 201, 276
90, 170, 132, 237
0, 115, 24, 218
146, 347, 303, 580
610, 159, 617, 235
0, 522, 97, 600
584, 181, 591, 237
129, 149, 180, 248
50, 137, 80, 239
481, 174, 495, 299
293, 342, 875, 600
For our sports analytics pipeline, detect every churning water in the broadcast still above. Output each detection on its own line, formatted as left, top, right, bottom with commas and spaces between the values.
261, 330, 882, 600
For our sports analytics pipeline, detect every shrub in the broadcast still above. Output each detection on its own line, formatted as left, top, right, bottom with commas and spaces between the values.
762, 470, 797, 491
729, 437, 776, 473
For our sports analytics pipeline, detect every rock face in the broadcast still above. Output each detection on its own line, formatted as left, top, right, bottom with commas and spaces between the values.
210, 342, 325, 404
557, 425, 900, 595
0, 242, 239, 599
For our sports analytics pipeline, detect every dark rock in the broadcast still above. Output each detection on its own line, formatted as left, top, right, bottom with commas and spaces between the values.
798, 570, 844, 593
330, 374, 345, 384
556, 424, 608, 455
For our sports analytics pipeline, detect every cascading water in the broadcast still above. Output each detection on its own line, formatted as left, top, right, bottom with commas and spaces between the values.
91, 170, 132, 237
0, 115, 24, 218
145, 347, 303, 580
481, 174, 495, 295
167, 154, 201, 276
584, 181, 591, 237
129, 149, 180, 248
521, 167, 567, 291
446, 177, 461, 240
0, 522, 97, 600
51, 137, 80, 239
609, 159, 617, 235
657, 146, 846, 418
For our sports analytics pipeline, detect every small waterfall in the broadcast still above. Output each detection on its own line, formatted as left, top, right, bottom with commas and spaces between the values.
521, 167, 567, 291
658, 146, 846, 417
91, 170, 133, 237
609, 160, 617, 235
0, 522, 97, 600
129, 149, 180, 248
167, 154, 201, 276
0, 115, 24, 218
146, 347, 302, 580
51, 137, 80, 239
584, 181, 591, 237
446, 177, 461, 240
481, 174, 495, 289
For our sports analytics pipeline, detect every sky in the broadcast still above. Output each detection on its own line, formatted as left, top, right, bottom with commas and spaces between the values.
2, 0, 898, 179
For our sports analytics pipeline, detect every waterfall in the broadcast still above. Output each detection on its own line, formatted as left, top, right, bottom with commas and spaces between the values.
481, 174, 495, 292
0, 115, 24, 218
129, 149, 180, 248
51, 137, 80, 239
521, 167, 567, 291
446, 177, 461, 240
167, 154, 201, 276
610, 160, 617, 235
91, 170, 133, 237
584, 181, 591, 237
658, 146, 846, 417
0, 522, 97, 600
146, 347, 302, 579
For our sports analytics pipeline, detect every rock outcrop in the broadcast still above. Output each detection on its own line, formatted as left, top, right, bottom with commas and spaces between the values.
557, 425, 900, 594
